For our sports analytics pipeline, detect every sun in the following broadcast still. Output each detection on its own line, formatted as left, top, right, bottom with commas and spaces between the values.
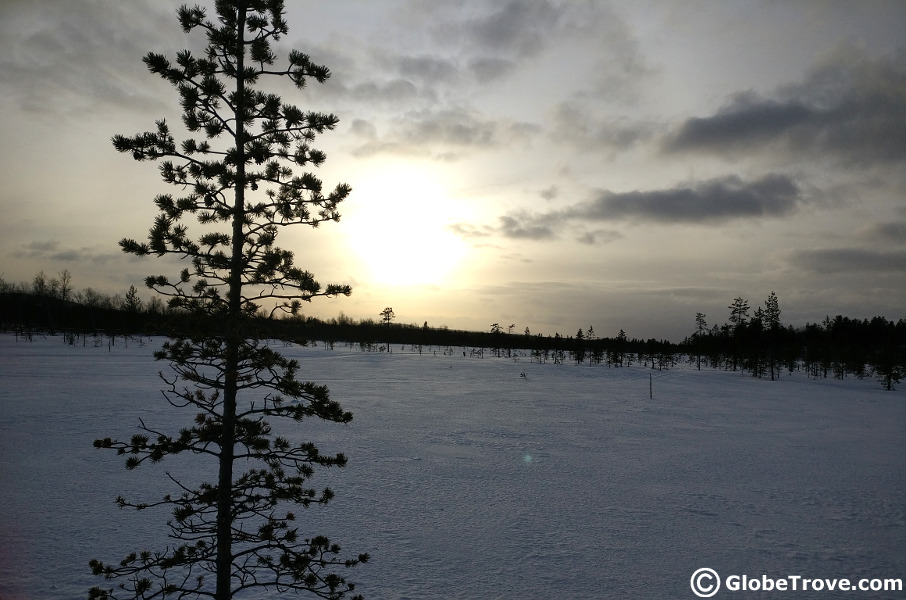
344, 165, 468, 287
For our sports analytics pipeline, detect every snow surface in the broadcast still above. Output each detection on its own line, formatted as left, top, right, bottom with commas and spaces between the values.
0, 334, 904, 599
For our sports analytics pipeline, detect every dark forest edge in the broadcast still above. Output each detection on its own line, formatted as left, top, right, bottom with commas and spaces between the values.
1, 275, 904, 391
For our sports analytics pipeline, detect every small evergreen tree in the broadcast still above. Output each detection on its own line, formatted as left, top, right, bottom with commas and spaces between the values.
552, 332, 565, 364
572, 328, 586, 365
873, 352, 904, 391
762, 291, 781, 380
90, 3, 367, 599
694, 312, 707, 371
615, 329, 627, 367
586, 325, 603, 366
490, 322, 502, 357
123, 285, 143, 313
505, 324, 516, 357
748, 307, 767, 378
727, 297, 750, 371
380, 307, 395, 352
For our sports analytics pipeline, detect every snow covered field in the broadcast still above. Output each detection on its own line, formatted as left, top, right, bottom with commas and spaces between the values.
1, 333, 903, 599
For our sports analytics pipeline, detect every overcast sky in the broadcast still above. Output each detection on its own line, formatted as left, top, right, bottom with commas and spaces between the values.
2, 1, 905, 341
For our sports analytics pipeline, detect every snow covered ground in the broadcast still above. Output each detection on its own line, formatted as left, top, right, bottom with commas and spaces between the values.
0, 333, 903, 599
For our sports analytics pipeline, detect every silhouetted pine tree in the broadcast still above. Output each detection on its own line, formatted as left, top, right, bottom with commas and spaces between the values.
763, 291, 781, 380
380, 307, 395, 353
873, 350, 904, 391
572, 328, 586, 364
693, 312, 707, 370
727, 297, 749, 372
490, 323, 502, 357
615, 329, 627, 367
90, 3, 367, 599
586, 325, 603, 366
748, 308, 768, 378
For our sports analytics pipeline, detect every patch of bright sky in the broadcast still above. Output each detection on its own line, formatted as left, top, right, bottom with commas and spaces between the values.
342, 159, 471, 288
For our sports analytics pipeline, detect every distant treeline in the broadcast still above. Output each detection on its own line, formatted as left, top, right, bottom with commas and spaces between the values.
1, 275, 904, 390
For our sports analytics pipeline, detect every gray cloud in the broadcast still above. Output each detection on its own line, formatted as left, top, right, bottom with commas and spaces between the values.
858, 221, 906, 245
574, 174, 802, 224
576, 229, 623, 245
451, 174, 805, 245
397, 55, 459, 85
498, 215, 556, 241
418, 0, 650, 91
403, 108, 496, 146
348, 118, 378, 139
13, 240, 119, 264
790, 248, 906, 274
552, 101, 660, 152
14, 240, 62, 259
467, 57, 517, 83
350, 107, 540, 159
347, 78, 436, 106
666, 95, 811, 149
455, 0, 564, 58
665, 51, 906, 165
567, 7, 657, 104
312, 1, 655, 162
0, 0, 176, 118
305, 41, 447, 109
539, 186, 559, 201
416, 0, 563, 83
448, 216, 555, 242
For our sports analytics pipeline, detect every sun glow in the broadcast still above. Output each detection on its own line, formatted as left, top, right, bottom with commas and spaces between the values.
345, 165, 469, 288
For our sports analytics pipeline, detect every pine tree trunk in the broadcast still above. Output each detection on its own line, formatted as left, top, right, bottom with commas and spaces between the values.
217, 344, 238, 599
216, 6, 247, 599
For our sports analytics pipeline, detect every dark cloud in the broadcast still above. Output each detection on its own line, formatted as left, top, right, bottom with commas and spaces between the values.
576, 229, 623, 245
574, 174, 802, 224
498, 215, 556, 241
666, 96, 812, 149
401, 2, 563, 87
539, 186, 559, 201
665, 51, 906, 164
448, 216, 555, 242
451, 174, 805, 245
859, 221, 906, 245
458, 0, 564, 58
790, 248, 906, 274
